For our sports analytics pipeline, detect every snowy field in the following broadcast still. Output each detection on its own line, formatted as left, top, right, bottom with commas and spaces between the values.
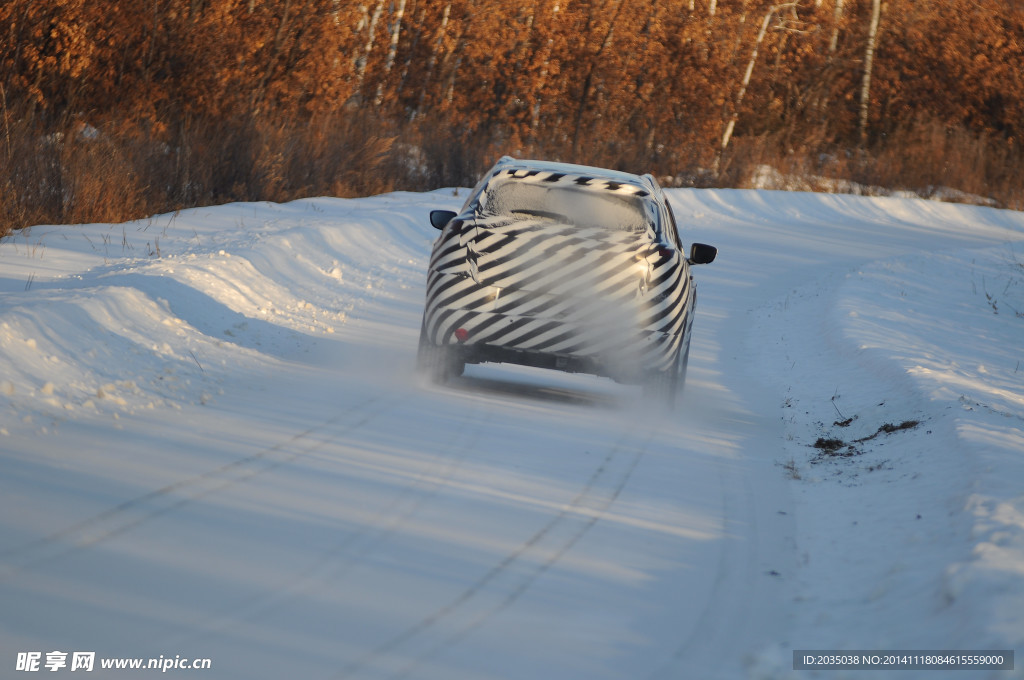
1, 188, 1022, 679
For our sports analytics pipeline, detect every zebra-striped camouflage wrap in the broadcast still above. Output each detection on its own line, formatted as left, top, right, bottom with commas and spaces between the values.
421, 158, 698, 384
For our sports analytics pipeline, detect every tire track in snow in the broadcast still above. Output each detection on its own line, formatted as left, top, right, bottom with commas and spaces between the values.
644, 463, 746, 680
335, 425, 652, 680
157, 400, 495, 648
390, 438, 650, 680
0, 392, 406, 580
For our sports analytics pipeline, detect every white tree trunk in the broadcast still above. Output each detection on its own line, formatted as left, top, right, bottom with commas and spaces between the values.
396, 4, 426, 97
383, 0, 407, 77
829, 0, 845, 53
376, 0, 407, 105
719, 6, 775, 157
859, 0, 881, 144
355, 0, 385, 94
413, 0, 451, 120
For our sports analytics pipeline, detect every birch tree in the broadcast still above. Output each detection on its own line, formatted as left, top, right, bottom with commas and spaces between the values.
829, 0, 844, 54
718, 3, 798, 164
355, 0, 385, 96
375, 0, 407, 105
858, 0, 881, 144
412, 0, 452, 119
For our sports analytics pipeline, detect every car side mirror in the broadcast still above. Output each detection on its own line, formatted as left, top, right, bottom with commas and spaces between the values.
430, 210, 458, 230
688, 243, 717, 265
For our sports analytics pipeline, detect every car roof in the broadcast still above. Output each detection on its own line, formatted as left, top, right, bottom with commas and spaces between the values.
489, 157, 658, 196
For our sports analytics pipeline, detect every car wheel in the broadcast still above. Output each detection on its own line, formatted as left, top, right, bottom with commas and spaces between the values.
643, 349, 680, 408
677, 343, 691, 393
417, 323, 464, 383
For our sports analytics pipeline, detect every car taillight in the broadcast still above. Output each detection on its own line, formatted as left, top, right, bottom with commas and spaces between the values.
454, 328, 469, 342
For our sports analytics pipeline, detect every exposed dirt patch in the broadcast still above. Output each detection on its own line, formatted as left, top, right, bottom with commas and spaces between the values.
876, 420, 920, 434
813, 437, 848, 453
810, 419, 922, 463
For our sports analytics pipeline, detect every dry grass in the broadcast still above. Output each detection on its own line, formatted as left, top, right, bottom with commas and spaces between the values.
2, 108, 1022, 238
725, 117, 1024, 209
0, 109, 408, 237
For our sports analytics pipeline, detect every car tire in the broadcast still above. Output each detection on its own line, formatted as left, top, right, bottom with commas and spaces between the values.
643, 347, 681, 408
417, 323, 464, 384
677, 343, 690, 392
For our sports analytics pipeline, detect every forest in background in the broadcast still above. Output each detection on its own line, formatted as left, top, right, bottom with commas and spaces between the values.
1, 0, 1023, 235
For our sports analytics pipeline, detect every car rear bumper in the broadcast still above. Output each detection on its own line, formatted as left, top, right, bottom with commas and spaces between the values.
455, 343, 619, 379
423, 305, 685, 382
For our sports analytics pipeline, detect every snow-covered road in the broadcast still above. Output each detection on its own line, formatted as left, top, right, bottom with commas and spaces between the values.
2, 189, 1022, 679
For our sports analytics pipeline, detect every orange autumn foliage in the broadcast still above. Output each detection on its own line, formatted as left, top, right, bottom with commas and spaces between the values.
1, 0, 1022, 232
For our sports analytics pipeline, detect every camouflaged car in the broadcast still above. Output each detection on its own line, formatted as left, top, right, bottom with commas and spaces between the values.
418, 157, 717, 404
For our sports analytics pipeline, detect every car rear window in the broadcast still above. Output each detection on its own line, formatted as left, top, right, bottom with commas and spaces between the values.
481, 179, 651, 233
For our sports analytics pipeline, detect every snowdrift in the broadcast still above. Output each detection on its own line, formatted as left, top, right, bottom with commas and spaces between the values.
2, 188, 1023, 679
